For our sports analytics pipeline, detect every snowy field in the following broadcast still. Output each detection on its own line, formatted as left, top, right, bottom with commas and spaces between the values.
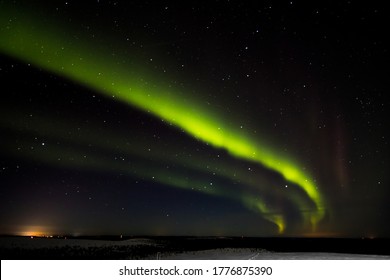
163, 248, 390, 260
1, 237, 389, 260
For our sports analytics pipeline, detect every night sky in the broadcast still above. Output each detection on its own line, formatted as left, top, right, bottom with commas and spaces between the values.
0, 0, 388, 238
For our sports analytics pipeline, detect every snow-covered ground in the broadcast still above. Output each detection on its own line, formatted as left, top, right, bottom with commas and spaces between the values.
163, 248, 390, 260
161, 248, 265, 260
1, 237, 389, 260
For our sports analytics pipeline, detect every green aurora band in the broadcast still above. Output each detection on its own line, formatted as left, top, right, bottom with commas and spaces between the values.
0, 6, 326, 232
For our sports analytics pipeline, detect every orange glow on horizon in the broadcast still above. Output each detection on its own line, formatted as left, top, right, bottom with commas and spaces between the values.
12, 225, 56, 237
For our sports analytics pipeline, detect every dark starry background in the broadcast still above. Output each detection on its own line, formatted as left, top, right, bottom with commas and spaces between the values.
0, 0, 388, 237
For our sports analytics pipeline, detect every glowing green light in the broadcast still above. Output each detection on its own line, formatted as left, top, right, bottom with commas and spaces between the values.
0, 5, 327, 232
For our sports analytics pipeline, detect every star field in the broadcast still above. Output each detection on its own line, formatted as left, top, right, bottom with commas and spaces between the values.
0, 0, 388, 237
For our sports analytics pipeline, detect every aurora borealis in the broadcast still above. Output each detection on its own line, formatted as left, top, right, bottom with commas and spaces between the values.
0, 1, 388, 237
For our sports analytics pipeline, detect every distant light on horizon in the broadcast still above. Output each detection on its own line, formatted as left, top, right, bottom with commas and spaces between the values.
11, 225, 58, 237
